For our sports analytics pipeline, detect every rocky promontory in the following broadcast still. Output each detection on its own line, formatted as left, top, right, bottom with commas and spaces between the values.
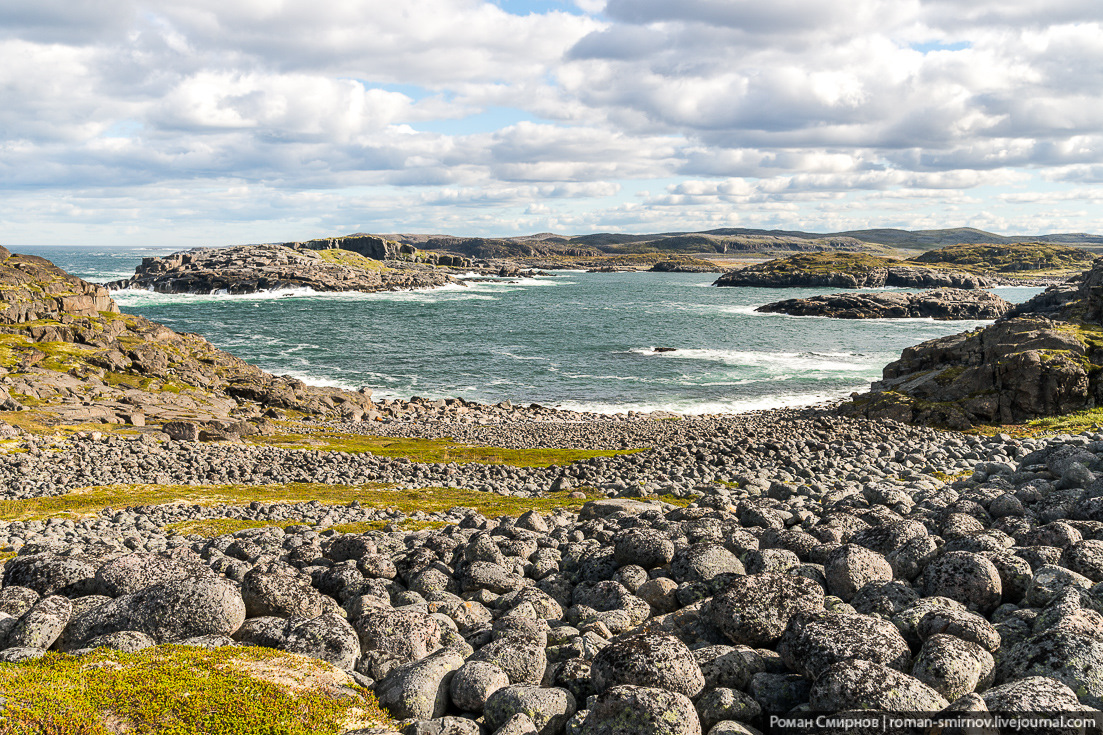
846, 259, 1103, 428
715, 253, 997, 290
107, 237, 464, 295
756, 288, 1013, 320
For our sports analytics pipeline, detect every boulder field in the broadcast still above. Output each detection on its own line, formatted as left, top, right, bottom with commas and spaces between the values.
3, 413, 1103, 732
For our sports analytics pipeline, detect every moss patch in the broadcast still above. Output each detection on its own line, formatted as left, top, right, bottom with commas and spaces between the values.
249, 430, 643, 467
330, 519, 448, 534
909, 242, 1096, 274
310, 248, 390, 273
0, 645, 391, 735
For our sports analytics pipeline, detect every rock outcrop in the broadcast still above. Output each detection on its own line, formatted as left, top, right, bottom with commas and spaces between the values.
756, 288, 1012, 320
846, 259, 1103, 427
714, 253, 997, 290
0, 248, 383, 429
107, 243, 460, 295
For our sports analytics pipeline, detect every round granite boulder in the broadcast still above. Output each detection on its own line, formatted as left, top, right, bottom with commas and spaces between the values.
591, 632, 704, 698
777, 611, 911, 679
708, 572, 825, 647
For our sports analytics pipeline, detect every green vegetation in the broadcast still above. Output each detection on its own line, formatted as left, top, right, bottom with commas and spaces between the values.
0, 482, 614, 524
0, 645, 391, 735
909, 242, 1096, 275
1025, 407, 1103, 436
750, 252, 901, 275
249, 430, 643, 467
162, 518, 301, 537
330, 519, 448, 534
311, 248, 389, 273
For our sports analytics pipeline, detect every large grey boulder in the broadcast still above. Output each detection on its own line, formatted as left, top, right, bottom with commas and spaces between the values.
2, 553, 97, 597
94, 551, 214, 597
578, 685, 701, 735
282, 612, 360, 670
708, 573, 824, 647
591, 632, 704, 697
241, 564, 330, 618
5, 594, 71, 650
353, 608, 441, 665
809, 659, 949, 712
484, 685, 577, 735
615, 529, 675, 569
57, 576, 245, 650
911, 634, 995, 701
995, 627, 1103, 707
824, 544, 892, 602
777, 611, 911, 679
450, 660, 510, 712
924, 552, 1002, 613
376, 649, 465, 721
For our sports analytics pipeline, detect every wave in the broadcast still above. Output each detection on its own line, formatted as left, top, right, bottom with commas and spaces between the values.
553, 387, 862, 416
624, 347, 880, 373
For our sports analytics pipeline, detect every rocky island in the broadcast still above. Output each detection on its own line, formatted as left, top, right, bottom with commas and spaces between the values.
714, 253, 998, 290
756, 288, 1013, 320
106, 235, 469, 295
2, 247, 1103, 732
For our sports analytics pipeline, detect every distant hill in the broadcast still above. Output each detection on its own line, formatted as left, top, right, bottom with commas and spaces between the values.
378, 227, 1103, 258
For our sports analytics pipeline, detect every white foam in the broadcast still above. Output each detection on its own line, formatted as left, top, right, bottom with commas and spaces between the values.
554, 387, 862, 416
624, 347, 879, 373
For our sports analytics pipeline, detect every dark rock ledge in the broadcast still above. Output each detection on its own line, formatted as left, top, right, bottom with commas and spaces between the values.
757, 288, 1013, 320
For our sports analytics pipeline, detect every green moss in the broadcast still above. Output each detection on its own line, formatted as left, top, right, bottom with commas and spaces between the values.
934, 365, 967, 385
0, 482, 612, 523
0, 645, 392, 734
330, 519, 448, 534
249, 431, 644, 467
311, 249, 390, 273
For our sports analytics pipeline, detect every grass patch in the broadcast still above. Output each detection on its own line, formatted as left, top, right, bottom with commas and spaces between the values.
310, 248, 390, 273
909, 242, 1095, 274
249, 430, 643, 467
1025, 407, 1103, 437
0, 645, 391, 735
0, 483, 611, 524
0, 482, 392, 523
330, 519, 448, 534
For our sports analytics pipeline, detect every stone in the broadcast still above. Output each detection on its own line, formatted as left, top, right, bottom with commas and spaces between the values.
450, 660, 510, 712
377, 650, 465, 721
824, 544, 893, 602
708, 573, 825, 647
354, 609, 441, 665
809, 659, 949, 712
923, 552, 1002, 613
777, 611, 911, 679
911, 634, 995, 701
590, 632, 704, 698
283, 612, 361, 670
58, 577, 246, 650
578, 685, 701, 735
5, 594, 71, 650
484, 685, 577, 735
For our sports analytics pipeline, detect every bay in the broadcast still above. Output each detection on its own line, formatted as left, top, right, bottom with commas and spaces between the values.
20, 245, 1042, 414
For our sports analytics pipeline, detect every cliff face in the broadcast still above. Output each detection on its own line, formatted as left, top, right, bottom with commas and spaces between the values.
845, 260, 1103, 428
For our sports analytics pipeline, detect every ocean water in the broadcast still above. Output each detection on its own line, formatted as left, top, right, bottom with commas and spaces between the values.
21, 246, 1043, 415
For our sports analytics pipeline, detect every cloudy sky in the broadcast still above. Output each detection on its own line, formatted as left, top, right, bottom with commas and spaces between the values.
3, 0, 1103, 246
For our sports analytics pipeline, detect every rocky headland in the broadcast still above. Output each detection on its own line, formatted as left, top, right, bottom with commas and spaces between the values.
846, 259, 1103, 429
713, 249, 1083, 291
3, 246, 1103, 732
106, 236, 465, 295
714, 253, 998, 290
756, 288, 1013, 320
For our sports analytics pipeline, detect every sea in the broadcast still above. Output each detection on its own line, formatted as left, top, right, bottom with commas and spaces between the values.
20, 246, 1043, 416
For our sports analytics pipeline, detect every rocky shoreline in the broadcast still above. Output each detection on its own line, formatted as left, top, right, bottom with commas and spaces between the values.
756, 289, 1013, 320
6, 245, 1103, 732
5, 408, 1103, 732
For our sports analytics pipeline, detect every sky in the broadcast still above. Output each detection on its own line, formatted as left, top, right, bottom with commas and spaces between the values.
3, 0, 1103, 247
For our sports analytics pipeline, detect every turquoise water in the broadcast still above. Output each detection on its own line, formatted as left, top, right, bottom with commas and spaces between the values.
21, 246, 1042, 415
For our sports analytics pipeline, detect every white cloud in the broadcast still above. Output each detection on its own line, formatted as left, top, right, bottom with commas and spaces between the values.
2, 0, 1103, 244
